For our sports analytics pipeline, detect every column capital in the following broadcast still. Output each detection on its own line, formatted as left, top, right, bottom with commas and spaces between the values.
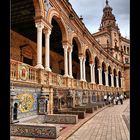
63, 45, 68, 50
68, 45, 73, 53
89, 63, 93, 67
83, 57, 86, 62
97, 67, 102, 71
104, 71, 108, 74
110, 73, 114, 76
79, 56, 84, 60
35, 22, 44, 29
89, 60, 94, 65
43, 28, 51, 35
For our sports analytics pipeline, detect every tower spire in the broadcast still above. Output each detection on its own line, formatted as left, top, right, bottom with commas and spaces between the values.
106, 0, 109, 5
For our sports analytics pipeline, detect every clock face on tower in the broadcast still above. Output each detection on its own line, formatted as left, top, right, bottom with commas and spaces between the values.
17, 93, 34, 112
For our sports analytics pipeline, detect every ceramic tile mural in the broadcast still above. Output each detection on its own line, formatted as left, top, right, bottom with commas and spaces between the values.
14, 86, 41, 118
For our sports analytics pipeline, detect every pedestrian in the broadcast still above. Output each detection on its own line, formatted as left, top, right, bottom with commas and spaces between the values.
108, 95, 112, 106
113, 97, 116, 105
115, 96, 119, 105
124, 92, 127, 100
104, 94, 107, 104
119, 94, 124, 104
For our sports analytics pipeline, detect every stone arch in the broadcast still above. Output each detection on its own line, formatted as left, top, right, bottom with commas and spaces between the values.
71, 36, 82, 80
102, 62, 106, 85
118, 71, 122, 87
113, 68, 117, 87
71, 33, 82, 55
84, 47, 93, 62
94, 56, 100, 67
94, 56, 100, 84
33, 0, 45, 17
108, 65, 112, 86
85, 48, 92, 82
47, 8, 68, 42
102, 61, 107, 71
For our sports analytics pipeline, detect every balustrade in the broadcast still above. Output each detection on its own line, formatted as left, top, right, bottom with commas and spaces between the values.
10, 59, 122, 93
10, 59, 38, 83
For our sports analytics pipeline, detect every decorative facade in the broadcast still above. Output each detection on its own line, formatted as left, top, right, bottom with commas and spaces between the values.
10, 0, 130, 122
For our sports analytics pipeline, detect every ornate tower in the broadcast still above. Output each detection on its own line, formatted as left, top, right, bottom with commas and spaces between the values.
99, 0, 119, 32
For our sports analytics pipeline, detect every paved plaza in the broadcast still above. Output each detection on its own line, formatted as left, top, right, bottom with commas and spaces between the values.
67, 99, 130, 140
11, 99, 130, 140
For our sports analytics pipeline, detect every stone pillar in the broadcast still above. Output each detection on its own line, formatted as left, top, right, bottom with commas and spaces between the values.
111, 74, 114, 87
116, 76, 119, 87
83, 57, 86, 81
105, 71, 109, 86
98, 67, 102, 85
35, 22, 44, 69
63, 45, 69, 77
44, 28, 51, 71
90, 64, 93, 83
79, 57, 83, 81
92, 64, 95, 84
68, 47, 73, 78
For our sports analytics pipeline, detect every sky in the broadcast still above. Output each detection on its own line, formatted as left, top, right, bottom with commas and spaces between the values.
69, 0, 130, 39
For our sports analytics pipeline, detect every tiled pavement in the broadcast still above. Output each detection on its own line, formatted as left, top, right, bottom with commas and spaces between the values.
67, 99, 130, 140
11, 99, 130, 140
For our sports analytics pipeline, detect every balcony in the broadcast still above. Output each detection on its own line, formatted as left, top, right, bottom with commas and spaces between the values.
10, 59, 123, 92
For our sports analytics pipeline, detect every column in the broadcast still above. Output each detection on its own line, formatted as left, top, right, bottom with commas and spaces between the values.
90, 64, 93, 83
105, 71, 109, 86
35, 22, 44, 69
111, 74, 114, 87
92, 64, 95, 84
68, 47, 73, 78
63, 45, 69, 77
116, 76, 119, 87
98, 67, 102, 85
83, 57, 86, 81
44, 28, 51, 71
79, 57, 83, 81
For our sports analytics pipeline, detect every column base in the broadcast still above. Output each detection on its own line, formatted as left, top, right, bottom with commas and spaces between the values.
99, 84, 103, 85
69, 75, 73, 78
63, 74, 69, 77
35, 64, 44, 69
45, 67, 52, 72
80, 79, 84, 81
91, 82, 95, 84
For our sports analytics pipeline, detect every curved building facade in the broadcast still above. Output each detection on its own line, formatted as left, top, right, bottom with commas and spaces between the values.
10, 0, 130, 120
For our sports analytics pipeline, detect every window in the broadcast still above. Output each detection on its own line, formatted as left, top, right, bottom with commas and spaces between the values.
127, 47, 129, 54
116, 54, 117, 59
124, 45, 126, 52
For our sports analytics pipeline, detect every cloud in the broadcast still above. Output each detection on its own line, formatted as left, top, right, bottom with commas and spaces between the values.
69, 0, 129, 38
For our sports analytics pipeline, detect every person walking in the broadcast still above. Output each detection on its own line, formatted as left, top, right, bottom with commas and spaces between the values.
104, 94, 107, 102
119, 94, 124, 104
115, 96, 119, 105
